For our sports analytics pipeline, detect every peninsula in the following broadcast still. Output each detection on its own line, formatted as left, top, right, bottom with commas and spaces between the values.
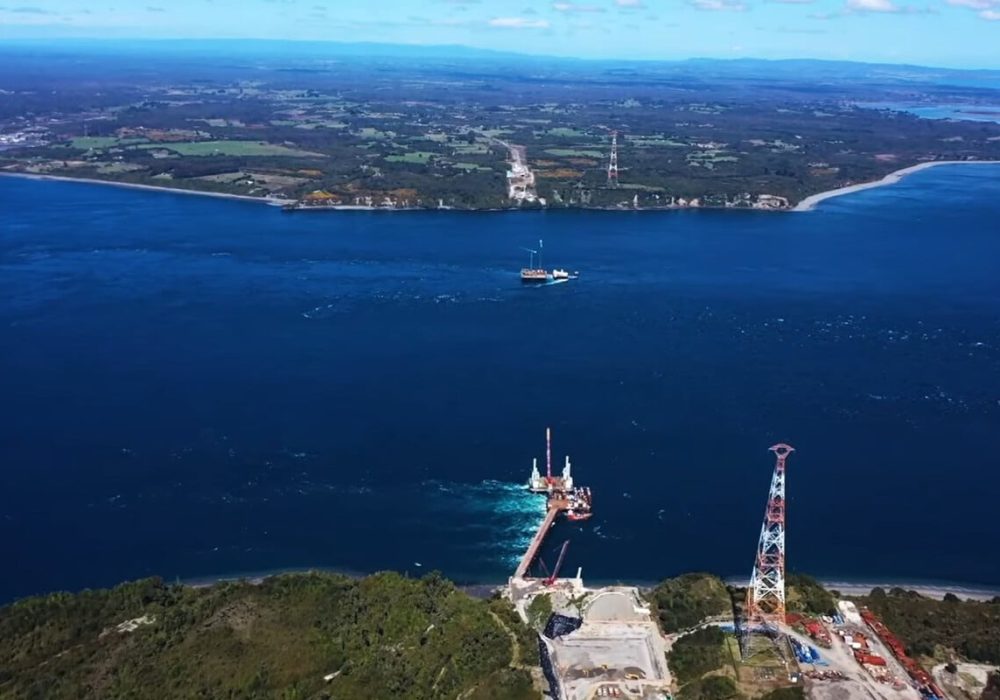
3, 43, 1000, 212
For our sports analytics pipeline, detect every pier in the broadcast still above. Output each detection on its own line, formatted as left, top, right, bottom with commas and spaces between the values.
511, 428, 593, 583
514, 492, 574, 579
514, 503, 560, 580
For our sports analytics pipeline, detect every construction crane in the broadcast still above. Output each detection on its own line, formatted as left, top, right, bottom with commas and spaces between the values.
539, 540, 570, 586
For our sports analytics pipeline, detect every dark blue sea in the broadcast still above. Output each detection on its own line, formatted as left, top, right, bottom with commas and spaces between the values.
2, 168, 1000, 603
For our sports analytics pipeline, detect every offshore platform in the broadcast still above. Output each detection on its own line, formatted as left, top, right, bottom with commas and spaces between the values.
513, 428, 593, 584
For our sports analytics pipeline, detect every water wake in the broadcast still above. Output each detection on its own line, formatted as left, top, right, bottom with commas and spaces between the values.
423, 478, 546, 566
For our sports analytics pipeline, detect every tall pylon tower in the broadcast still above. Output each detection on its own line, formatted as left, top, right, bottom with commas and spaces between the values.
741, 443, 794, 659
607, 130, 619, 187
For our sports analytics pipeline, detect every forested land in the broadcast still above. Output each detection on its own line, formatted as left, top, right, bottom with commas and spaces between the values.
0, 571, 536, 700
786, 573, 837, 616
668, 627, 806, 700
650, 573, 732, 632
859, 588, 1000, 664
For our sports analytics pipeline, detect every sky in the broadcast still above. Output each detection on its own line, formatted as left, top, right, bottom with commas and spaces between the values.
0, 0, 997, 69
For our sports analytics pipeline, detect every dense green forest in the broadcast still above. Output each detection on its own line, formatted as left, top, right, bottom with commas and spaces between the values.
650, 573, 732, 632
0, 572, 537, 700
666, 615, 742, 700
785, 574, 837, 616
859, 588, 1000, 664
670, 627, 730, 685
669, 628, 806, 700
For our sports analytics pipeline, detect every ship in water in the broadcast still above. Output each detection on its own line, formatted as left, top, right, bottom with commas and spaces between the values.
526, 428, 593, 521
520, 240, 578, 284
566, 487, 593, 522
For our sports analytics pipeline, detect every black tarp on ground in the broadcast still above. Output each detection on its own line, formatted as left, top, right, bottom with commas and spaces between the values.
543, 613, 582, 640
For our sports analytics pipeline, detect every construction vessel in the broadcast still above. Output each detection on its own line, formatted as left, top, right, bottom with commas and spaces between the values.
527, 427, 572, 492
515, 428, 593, 582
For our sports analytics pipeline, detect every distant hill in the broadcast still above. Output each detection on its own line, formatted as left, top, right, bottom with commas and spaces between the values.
4, 39, 1000, 87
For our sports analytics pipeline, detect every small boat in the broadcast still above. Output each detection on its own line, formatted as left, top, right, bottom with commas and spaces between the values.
566, 510, 592, 522
520, 240, 576, 284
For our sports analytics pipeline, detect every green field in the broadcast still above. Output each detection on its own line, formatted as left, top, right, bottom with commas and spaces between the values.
618, 183, 664, 191
628, 137, 688, 148
70, 137, 147, 150
293, 121, 347, 130
452, 143, 491, 155
136, 140, 324, 157
357, 127, 395, 139
544, 148, 604, 158
419, 132, 450, 142
386, 151, 436, 163
545, 127, 588, 137
453, 162, 492, 171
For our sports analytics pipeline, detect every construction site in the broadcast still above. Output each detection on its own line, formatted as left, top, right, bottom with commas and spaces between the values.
506, 437, 952, 700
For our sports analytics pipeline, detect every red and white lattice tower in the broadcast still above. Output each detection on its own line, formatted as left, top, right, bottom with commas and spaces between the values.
742, 443, 794, 658
607, 130, 619, 187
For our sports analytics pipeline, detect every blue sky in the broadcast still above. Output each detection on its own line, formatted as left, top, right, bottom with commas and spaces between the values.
0, 0, 997, 68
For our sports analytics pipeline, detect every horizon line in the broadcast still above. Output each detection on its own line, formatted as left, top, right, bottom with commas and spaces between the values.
2, 37, 1000, 74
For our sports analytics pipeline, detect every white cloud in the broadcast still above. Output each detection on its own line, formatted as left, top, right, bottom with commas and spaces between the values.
846, 0, 900, 11
615, 0, 644, 7
945, 0, 993, 7
944, 0, 1000, 18
689, 0, 748, 10
487, 16, 551, 28
552, 1, 604, 11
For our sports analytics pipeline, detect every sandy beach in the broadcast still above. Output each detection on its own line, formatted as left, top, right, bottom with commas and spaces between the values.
0, 170, 294, 206
719, 576, 1000, 601
818, 580, 1000, 601
8, 163, 1000, 214
793, 160, 1000, 212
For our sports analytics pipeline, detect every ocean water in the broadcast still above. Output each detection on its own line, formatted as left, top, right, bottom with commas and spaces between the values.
2, 168, 999, 603
857, 101, 1000, 123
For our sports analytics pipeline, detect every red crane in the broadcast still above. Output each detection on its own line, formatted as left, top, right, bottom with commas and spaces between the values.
544, 540, 570, 586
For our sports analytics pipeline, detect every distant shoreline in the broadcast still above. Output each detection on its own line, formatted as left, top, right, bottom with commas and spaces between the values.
0, 171, 294, 206
5, 161, 1000, 214
792, 160, 1000, 211
721, 575, 1000, 601
817, 580, 999, 602
181, 566, 1000, 602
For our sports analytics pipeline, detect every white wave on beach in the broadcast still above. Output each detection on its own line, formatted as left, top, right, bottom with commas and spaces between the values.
793, 160, 1000, 212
